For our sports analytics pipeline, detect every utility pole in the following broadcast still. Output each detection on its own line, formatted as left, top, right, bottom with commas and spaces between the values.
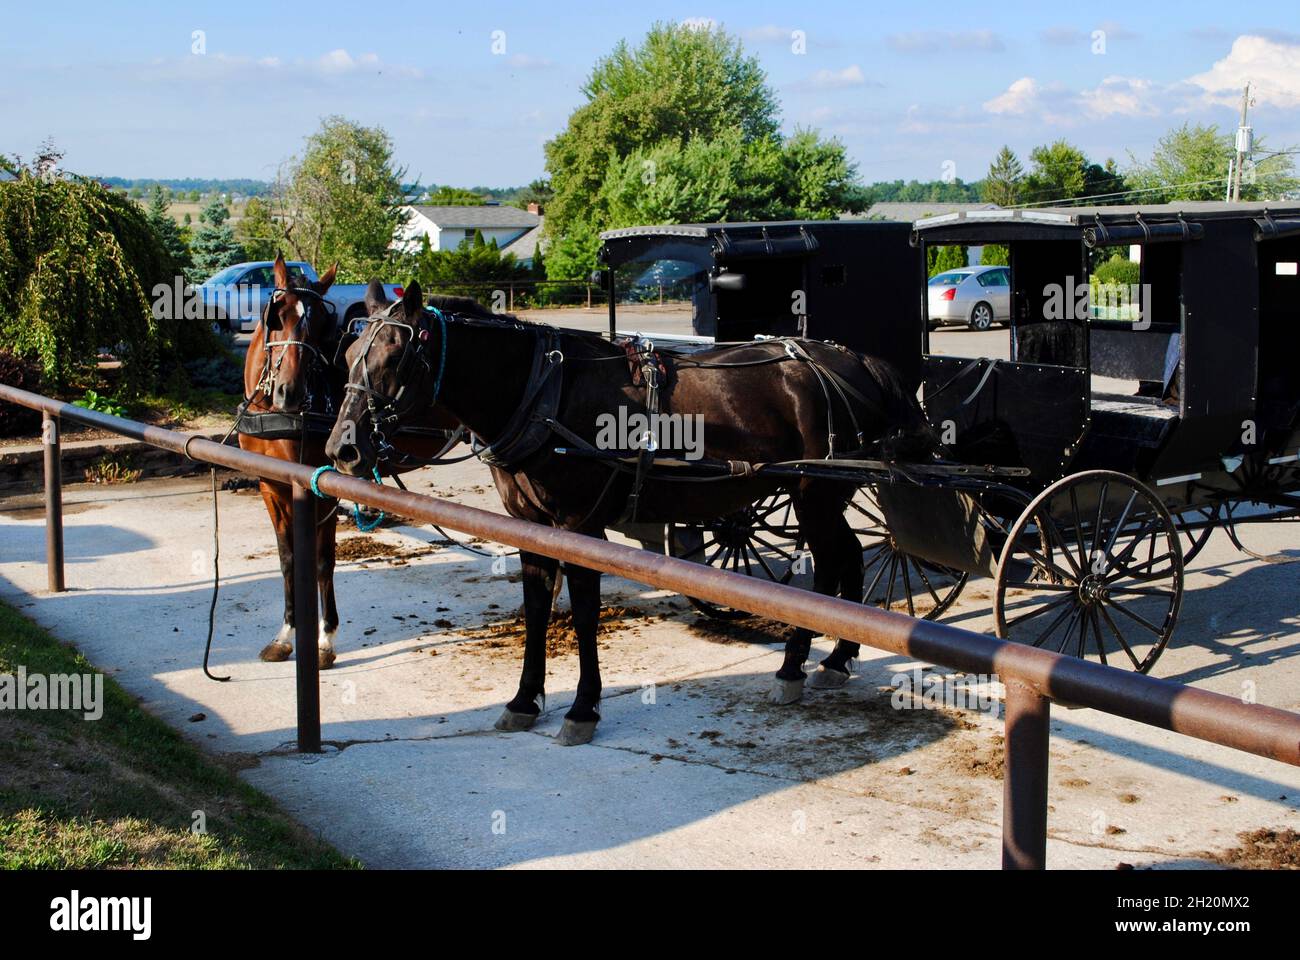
1231, 82, 1253, 202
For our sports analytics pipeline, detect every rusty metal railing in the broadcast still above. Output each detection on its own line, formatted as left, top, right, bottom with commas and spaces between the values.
3, 381, 1299, 869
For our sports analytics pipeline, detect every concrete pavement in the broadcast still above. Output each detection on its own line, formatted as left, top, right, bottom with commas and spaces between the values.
1, 458, 1298, 868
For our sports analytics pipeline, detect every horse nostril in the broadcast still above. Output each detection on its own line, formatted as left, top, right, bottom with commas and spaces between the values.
335, 443, 360, 465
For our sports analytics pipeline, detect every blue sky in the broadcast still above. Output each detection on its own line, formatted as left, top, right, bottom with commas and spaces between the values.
2, 1, 1297, 186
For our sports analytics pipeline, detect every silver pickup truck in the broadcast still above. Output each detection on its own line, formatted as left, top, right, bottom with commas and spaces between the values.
194, 260, 404, 333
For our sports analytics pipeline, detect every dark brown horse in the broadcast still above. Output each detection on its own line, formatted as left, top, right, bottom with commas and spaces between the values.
326, 283, 932, 744
237, 256, 463, 669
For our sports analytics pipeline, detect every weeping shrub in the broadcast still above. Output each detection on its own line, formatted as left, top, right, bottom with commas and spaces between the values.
0, 172, 219, 393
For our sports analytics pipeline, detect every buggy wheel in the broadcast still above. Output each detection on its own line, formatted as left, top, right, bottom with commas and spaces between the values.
1173, 503, 1220, 567
994, 470, 1183, 673
1223, 499, 1300, 563
1219, 456, 1300, 563
848, 486, 968, 619
667, 492, 806, 620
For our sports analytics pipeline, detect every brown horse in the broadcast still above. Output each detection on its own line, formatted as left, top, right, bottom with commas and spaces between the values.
326, 283, 933, 744
237, 256, 463, 669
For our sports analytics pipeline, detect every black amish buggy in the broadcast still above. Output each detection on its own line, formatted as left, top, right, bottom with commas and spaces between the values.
591, 205, 1300, 672
596, 219, 925, 387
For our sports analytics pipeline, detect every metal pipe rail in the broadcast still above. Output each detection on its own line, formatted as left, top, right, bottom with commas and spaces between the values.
3, 381, 1300, 869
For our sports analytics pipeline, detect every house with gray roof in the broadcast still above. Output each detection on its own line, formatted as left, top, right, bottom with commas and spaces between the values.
397, 203, 543, 264
847, 201, 1001, 223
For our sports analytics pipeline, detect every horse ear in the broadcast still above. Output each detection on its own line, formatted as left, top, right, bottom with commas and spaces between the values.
402, 281, 423, 317
316, 262, 337, 293
272, 252, 290, 291
364, 278, 391, 315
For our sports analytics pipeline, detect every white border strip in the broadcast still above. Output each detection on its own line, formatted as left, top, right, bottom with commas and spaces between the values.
1156, 472, 1202, 486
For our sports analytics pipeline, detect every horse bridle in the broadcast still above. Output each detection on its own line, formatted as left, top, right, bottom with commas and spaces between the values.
252, 286, 339, 415
344, 300, 448, 461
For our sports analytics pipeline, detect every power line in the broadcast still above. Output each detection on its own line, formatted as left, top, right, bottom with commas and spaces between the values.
1005, 176, 1231, 209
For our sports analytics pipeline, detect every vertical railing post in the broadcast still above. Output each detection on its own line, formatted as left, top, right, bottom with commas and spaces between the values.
1002, 678, 1050, 869
42, 412, 65, 593
291, 482, 321, 753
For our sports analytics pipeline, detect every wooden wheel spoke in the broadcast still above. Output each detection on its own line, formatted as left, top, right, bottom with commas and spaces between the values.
1103, 595, 1166, 636
1031, 598, 1080, 648
910, 558, 943, 606
1097, 602, 1143, 669
900, 554, 916, 617
1005, 591, 1075, 631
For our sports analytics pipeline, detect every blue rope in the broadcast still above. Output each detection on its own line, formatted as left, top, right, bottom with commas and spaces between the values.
309, 464, 334, 498
427, 306, 448, 403
308, 463, 385, 531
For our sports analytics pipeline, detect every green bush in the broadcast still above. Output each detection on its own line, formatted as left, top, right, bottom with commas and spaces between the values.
0, 172, 222, 393
0, 348, 42, 437
1092, 254, 1140, 288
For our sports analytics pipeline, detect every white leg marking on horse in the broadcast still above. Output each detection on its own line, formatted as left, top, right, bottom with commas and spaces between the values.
318, 623, 337, 652
275, 623, 295, 645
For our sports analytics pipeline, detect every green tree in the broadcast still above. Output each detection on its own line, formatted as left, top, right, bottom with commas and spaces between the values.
1022, 140, 1126, 206
235, 196, 279, 261
980, 243, 1009, 266
544, 22, 860, 278
189, 198, 246, 278
513, 178, 553, 211
1126, 122, 1297, 202
145, 185, 192, 277
982, 146, 1023, 206
408, 231, 532, 297
422, 186, 485, 205
0, 170, 214, 390
927, 244, 967, 277
278, 116, 409, 281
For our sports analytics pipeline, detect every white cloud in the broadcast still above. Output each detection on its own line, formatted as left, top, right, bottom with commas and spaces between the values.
887, 30, 1004, 54
798, 65, 869, 90
1078, 76, 1158, 119
983, 77, 1040, 115
1040, 26, 1086, 46
983, 75, 1157, 124
1188, 35, 1300, 108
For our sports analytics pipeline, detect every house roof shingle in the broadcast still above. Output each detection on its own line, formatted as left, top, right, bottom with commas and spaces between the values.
407, 204, 540, 229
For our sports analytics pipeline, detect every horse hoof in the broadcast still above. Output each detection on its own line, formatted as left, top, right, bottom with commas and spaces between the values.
259, 641, 293, 663
555, 718, 598, 746
494, 708, 538, 732
769, 677, 805, 705
318, 648, 337, 670
808, 666, 850, 690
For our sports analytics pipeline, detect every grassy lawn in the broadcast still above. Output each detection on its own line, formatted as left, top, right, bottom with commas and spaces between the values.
0, 601, 358, 869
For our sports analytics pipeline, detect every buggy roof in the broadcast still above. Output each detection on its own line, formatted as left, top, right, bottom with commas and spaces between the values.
913, 201, 1300, 245
599, 219, 899, 240
598, 218, 910, 265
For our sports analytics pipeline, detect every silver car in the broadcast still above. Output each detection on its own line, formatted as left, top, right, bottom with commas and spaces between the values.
927, 265, 1010, 331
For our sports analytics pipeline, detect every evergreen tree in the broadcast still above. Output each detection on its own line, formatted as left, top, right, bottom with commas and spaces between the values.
189, 198, 246, 278
982, 147, 1023, 206
145, 185, 192, 277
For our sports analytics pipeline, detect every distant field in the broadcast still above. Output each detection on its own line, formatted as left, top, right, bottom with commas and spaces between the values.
130, 197, 246, 226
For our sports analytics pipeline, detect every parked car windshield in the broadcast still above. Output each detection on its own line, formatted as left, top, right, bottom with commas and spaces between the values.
204, 265, 246, 285
928, 271, 972, 286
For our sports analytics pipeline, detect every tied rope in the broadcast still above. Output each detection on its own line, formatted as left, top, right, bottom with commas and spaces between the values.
311, 464, 385, 532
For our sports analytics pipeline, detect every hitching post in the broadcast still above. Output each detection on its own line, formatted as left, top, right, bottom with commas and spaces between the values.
291, 482, 321, 752
1002, 678, 1050, 869
42, 412, 65, 593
